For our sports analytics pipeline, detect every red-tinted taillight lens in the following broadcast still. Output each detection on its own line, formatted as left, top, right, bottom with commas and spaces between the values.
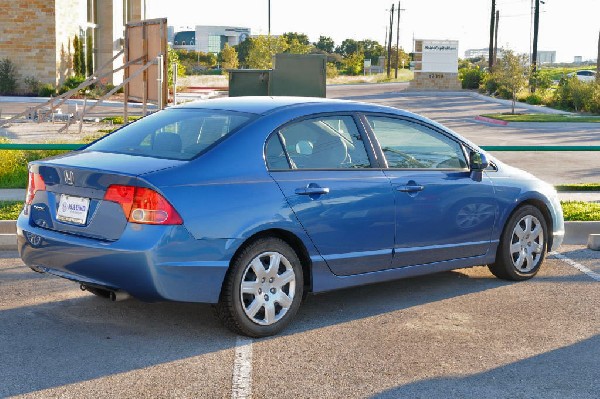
103, 185, 183, 225
25, 172, 46, 204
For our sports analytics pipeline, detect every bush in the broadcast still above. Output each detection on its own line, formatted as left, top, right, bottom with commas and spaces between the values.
58, 75, 86, 94
525, 93, 543, 105
23, 76, 41, 95
459, 68, 483, 89
326, 62, 339, 79
343, 52, 364, 76
38, 83, 56, 97
0, 58, 18, 95
553, 77, 597, 112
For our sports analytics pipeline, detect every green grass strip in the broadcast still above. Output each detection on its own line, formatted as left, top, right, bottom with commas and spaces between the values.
556, 183, 600, 192
561, 201, 600, 221
0, 201, 22, 220
480, 114, 600, 123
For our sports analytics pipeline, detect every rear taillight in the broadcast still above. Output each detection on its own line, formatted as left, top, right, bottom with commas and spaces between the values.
25, 172, 46, 205
103, 185, 183, 225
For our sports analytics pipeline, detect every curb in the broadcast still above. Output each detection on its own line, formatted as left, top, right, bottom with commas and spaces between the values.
474, 115, 508, 126
1, 220, 598, 251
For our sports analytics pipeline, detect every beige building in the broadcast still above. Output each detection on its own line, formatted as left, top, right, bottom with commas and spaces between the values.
0, 0, 144, 93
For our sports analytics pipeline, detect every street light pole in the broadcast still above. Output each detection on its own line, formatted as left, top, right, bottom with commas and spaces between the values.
268, 0, 271, 35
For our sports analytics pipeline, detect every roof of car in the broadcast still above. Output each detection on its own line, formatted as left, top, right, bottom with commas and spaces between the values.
175, 96, 375, 115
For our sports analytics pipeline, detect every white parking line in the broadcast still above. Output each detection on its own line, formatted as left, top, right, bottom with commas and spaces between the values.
551, 252, 600, 282
231, 336, 253, 399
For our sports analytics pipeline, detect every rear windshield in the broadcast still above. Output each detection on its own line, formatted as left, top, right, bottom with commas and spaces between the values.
85, 108, 255, 160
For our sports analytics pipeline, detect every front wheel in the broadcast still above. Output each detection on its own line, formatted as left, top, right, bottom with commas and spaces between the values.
488, 205, 548, 281
215, 237, 304, 337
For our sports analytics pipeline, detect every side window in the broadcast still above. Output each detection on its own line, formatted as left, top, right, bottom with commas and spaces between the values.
366, 116, 467, 169
265, 115, 371, 170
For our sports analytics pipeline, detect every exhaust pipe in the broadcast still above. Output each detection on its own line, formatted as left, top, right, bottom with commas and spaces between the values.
109, 291, 131, 302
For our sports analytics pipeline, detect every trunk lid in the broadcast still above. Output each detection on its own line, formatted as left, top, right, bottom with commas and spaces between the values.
26, 151, 185, 241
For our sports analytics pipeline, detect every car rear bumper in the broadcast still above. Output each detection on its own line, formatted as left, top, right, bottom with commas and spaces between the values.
17, 215, 232, 303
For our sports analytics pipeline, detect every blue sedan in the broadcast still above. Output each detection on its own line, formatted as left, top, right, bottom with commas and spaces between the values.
17, 97, 564, 337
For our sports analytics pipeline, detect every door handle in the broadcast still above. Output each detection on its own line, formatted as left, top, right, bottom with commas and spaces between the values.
295, 186, 330, 195
397, 185, 424, 193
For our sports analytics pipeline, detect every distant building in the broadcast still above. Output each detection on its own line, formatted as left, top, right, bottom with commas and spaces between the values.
464, 48, 489, 59
574, 56, 583, 64
537, 51, 556, 64
0, 0, 145, 92
172, 26, 250, 54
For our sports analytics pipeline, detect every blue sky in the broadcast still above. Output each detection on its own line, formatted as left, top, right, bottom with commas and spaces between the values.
146, 0, 599, 62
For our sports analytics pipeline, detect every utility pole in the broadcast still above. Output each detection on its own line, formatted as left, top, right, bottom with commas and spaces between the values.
488, 0, 495, 70
387, 3, 395, 78
493, 10, 499, 65
268, 0, 271, 35
531, 0, 540, 92
395, 1, 405, 79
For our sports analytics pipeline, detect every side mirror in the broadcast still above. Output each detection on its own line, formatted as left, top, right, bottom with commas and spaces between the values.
469, 151, 489, 171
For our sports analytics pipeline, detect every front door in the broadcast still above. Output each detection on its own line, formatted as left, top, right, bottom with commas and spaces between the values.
364, 115, 498, 268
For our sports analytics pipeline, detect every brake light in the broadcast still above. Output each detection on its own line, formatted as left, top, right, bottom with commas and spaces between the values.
103, 185, 183, 225
25, 172, 46, 205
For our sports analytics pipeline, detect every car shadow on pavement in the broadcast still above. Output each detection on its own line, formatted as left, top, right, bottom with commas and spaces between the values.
370, 334, 600, 399
0, 259, 579, 397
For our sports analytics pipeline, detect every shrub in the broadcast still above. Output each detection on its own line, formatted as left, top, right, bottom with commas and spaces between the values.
525, 93, 543, 105
23, 76, 41, 95
343, 52, 364, 76
553, 77, 596, 112
58, 75, 86, 94
459, 68, 483, 89
326, 62, 339, 79
0, 58, 18, 95
38, 83, 56, 97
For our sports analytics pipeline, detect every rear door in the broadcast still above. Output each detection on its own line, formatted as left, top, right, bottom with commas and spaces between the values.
266, 114, 395, 276
363, 114, 498, 268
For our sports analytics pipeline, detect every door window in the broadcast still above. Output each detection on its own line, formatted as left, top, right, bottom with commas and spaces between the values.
266, 115, 371, 170
366, 116, 467, 169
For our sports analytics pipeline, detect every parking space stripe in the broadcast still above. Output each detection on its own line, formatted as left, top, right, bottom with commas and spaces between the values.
231, 336, 253, 399
551, 252, 600, 282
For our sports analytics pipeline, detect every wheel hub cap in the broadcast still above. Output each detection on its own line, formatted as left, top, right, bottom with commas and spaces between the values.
509, 214, 544, 273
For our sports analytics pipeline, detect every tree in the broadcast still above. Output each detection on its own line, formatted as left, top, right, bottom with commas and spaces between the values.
86, 33, 93, 76
283, 32, 310, 46
287, 38, 312, 54
358, 39, 384, 62
234, 37, 253, 68
220, 43, 239, 73
0, 58, 18, 95
315, 36, 335, 53
492, 50, 529, 114
246, 35, 288, 69
343, 51, 364, 76
335, 39, 359, 58
73, 35, 82, 77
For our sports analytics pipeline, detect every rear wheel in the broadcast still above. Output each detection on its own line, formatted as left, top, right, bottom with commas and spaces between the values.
489, 205, 548, 281
215, 237, 304, 337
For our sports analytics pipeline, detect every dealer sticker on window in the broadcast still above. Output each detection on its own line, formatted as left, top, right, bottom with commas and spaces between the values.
56, 194, 90, 225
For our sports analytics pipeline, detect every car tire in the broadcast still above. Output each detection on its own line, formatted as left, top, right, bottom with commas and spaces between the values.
215, 237, 304, 337
488, 205, 548, 281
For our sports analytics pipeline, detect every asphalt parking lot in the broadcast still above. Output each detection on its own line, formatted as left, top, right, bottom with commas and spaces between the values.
1, 246, 598, 398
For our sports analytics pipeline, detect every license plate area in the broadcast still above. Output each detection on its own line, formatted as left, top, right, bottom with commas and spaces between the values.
56, 194, 90, 225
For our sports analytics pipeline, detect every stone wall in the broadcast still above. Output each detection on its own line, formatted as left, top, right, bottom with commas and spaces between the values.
0, 1, 57, 92
410, 72, 461, 90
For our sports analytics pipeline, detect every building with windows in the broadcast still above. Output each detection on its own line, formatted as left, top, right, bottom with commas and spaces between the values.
172, 26, 250, 54
0, 0, 144, 93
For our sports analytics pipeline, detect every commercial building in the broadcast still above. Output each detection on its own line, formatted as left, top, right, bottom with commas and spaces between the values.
0, 0, 145, 93
172, 26, 250, 54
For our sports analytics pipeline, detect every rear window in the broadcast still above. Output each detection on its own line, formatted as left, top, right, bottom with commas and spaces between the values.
85, 109, 255, 160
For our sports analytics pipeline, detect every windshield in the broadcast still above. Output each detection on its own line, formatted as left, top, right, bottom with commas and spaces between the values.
85, 109, 255, 160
